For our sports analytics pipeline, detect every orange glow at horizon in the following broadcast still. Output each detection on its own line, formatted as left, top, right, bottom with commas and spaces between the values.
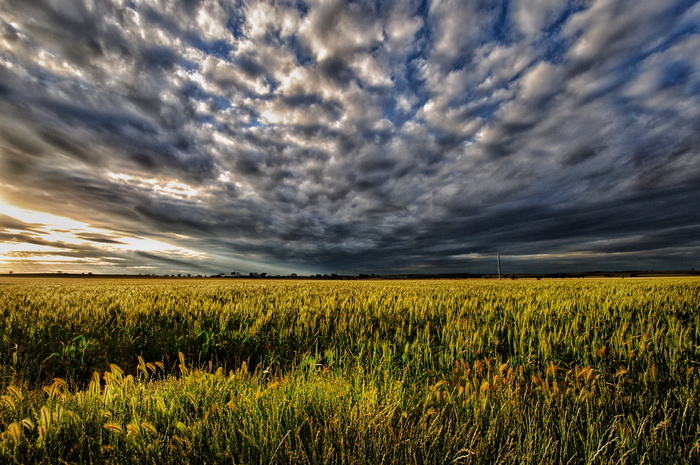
0, 199, 206, 273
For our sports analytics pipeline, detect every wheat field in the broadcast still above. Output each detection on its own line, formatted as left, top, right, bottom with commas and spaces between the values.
1, 277, 699, 464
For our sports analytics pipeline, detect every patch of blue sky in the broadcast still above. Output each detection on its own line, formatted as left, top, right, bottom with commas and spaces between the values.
660, 61, 694, 88
614, 32, 694, 86
538, 3, 590, 64
670, 0, 700, 17
264, 75, 279, 95
181, 59, 199, 73
646, 22, 700, 58
287, 35, 315, 67
489, 2, 513, 46
247, 117, 262, 128
292, 0, 310, 19
225, 5, 247, 41
180, 81, 231, 113
190, 37, 235, 61
410, 0, 433, 58
211, 95, 232, 111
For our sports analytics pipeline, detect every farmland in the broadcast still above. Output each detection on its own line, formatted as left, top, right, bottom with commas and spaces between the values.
0, 277, 699, 464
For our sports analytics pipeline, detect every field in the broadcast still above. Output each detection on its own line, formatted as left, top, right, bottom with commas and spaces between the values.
0, 277, 699, 464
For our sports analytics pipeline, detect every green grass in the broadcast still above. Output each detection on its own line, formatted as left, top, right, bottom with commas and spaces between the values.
1, 277, 699, 463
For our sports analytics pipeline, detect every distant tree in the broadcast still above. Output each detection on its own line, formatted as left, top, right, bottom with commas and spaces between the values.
8, 271, 13, 275
290, 273, 297, 277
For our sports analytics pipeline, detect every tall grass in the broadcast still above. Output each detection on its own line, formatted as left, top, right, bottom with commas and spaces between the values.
1, 277, 699, 463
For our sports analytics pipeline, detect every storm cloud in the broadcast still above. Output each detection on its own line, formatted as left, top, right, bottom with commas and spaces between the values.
1, 0, 699, 275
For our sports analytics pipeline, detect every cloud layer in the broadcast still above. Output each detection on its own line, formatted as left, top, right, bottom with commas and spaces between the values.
1, 0, 699, 274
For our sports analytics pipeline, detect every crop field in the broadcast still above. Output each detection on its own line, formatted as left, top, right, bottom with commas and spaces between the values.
0, 277, 699, 464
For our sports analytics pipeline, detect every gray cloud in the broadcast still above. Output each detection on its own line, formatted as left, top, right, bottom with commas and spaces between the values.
1, 0, 699, 275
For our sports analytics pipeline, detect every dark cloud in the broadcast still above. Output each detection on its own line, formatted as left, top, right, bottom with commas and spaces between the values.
38, 128, 93, 163
75, 234, 126, 245
0, 215, 40, 232
140, 45, 180, 71
1, 0, 699, 275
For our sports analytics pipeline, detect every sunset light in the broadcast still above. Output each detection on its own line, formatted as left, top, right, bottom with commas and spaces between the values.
0, 199, 206, 274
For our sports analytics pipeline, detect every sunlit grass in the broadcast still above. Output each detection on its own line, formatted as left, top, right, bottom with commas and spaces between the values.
0, 277, 699, 463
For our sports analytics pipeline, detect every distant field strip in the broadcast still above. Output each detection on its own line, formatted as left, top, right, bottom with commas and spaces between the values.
1, 278, 699, 464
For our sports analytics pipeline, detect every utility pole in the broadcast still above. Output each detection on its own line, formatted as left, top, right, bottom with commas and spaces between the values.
497, 253, 501, 280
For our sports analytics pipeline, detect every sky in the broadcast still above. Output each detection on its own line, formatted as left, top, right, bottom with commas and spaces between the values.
0, 0, 699, 276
